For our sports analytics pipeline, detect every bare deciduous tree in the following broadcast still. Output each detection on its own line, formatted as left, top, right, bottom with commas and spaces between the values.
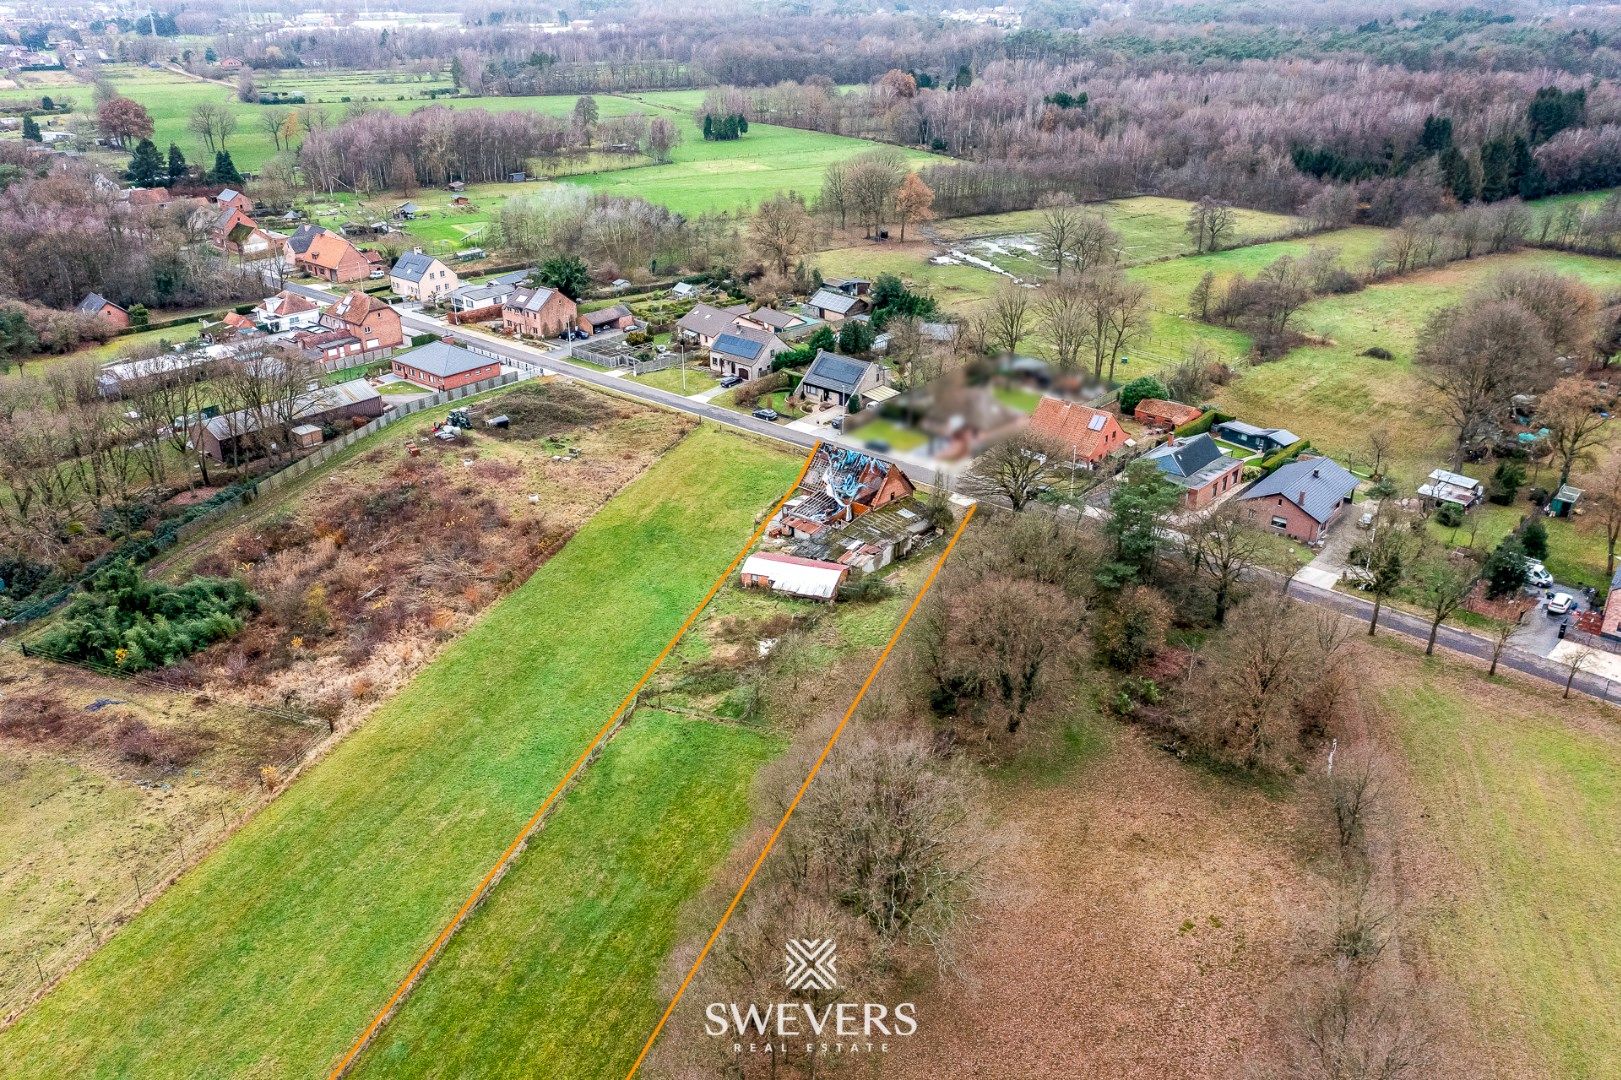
746, 191, 815, 278
1537, 376, 1610, 489
1183, 504, 1262, 624
986, 281, 1032, 357
1417, 297, 1554, 468
959, 430, 1059, 512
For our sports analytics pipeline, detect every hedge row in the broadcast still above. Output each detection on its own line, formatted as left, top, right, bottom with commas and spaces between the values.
113, 311, 209, 338
1172, 409, 1233, 438
1257, 439, 1313, 476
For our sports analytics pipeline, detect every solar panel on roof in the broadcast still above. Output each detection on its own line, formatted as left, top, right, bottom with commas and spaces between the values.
1088, 414, 1107, 430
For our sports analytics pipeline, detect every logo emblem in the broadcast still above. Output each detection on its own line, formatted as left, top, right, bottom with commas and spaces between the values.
784, 938, 838, 991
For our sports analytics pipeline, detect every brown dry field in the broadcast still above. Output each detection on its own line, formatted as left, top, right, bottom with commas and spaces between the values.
163, 380, 693, 725
0, 379, 692, 1015
878, 639, 1620, 1080
885, 724, 1323, 1079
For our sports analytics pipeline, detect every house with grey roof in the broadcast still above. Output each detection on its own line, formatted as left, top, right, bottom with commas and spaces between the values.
193, 378, 384, 463
807, 287, 869, 323
449, 270, 532, 315
1238, 455, 1358, 543
1142, 433, 1244, 510
797, 350, 889, 409
391, 339, 503, 391
76, 292, 129, 328
287, 223, 327, 256
390, 250, 460, 303
1214, 420, 1301, 456
736, 306, 812, 336
709, 327, 788, 381
676, 301, 751, 347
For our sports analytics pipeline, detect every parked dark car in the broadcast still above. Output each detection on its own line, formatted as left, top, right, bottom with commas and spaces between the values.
752, 408, 780, 422
864, 438, 891, 452
720, 375, 744, 388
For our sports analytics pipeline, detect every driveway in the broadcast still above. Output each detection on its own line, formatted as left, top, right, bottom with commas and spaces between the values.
1514, 581, 1600, 658
1295, 501, 1375, 590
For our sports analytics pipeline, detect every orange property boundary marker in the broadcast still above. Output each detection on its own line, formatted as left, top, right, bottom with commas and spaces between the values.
625, 500, 978, 1079
326, 440, 820, 1080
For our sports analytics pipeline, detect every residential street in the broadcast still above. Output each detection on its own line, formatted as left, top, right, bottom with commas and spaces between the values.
286, 283, 1621, 704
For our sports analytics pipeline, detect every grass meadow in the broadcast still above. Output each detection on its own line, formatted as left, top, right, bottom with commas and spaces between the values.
0, 424, 803, 1080
0, 67, 928, 219
935, 195, 1305, 264
1381, 658, 1621, 1078
350, 709, 782, 1078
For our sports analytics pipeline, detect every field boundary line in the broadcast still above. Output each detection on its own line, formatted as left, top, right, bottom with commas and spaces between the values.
326, 439, 820, 1079
624, 500, 977, 1078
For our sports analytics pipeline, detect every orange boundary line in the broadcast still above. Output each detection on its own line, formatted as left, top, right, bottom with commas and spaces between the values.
327, 440, 821, 1080
624, 500, 977, 1079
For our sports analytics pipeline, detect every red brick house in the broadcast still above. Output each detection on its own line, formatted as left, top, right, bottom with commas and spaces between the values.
502, 284, 578, 339
296, 231, 372, 283
76, 292, 130, 329
1028, 396, 1128, 467
293, 328, 368, 368
1141, 433, 1243, 510
578, 303, 635, 335
321, 290, 403, 351
778, 446, 916, 539
391, 340, 502, 391
1134, 398, 1204, 430
1238, 456, 1359, 543
214, 187, 253, 213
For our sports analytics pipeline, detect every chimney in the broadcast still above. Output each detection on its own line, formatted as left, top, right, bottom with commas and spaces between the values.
1312, 467, 1321, 478
1299, 490, 1309, 506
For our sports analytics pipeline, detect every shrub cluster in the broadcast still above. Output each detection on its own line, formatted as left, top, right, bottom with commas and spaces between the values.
32, 561, 256, 673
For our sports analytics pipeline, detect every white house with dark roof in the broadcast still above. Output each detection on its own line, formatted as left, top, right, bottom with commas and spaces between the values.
709, 327, 788, 381
797, 350, 889, 409
390, 250, 460, 302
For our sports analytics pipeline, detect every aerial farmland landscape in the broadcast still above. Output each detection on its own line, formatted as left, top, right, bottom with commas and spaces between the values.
1, 2, 1620, 1078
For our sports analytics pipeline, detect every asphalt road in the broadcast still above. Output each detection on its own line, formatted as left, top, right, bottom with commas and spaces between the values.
1285, 576, 1621, 704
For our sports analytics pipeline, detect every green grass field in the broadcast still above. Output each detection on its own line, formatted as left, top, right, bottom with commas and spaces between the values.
0, 424, 802, 1080
936, 195, 1305, 264
1424, 497, 1614, 591
1212, 247, 1621, 484
351, 709, 781, 1078
814, 241, 1006, 310
1, 68, 923, 218
566, 121, 938, 216
1385, 662, 1621, 1077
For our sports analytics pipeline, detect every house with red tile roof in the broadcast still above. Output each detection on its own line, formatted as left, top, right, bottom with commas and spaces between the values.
1028, 395, 1128, 466
321, 290, 403, 351
1134, 398, 1205, 430
295, 230, 372, 283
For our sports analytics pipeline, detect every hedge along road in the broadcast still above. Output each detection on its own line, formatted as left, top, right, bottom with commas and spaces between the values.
0, 424, 807, 1080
